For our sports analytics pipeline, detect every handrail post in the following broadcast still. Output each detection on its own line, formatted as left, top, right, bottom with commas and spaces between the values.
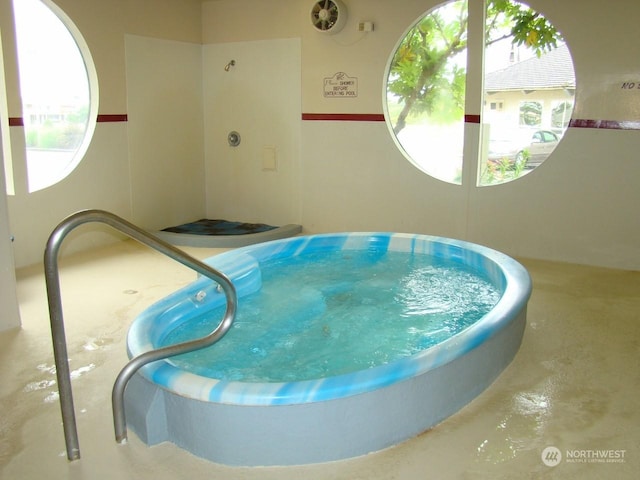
45, 228, 80, 459
44, 209, 237, 460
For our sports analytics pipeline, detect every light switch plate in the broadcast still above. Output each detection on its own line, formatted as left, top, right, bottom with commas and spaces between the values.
262, 146, 277, 171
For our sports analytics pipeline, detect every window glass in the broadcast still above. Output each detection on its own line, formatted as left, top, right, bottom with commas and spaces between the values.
13, 0, 96, 192
385, 0, 467, 185
480, 1, 574, 185
385, 0, 574, 187
519, 101, 542, 127
551, 100, 573, 129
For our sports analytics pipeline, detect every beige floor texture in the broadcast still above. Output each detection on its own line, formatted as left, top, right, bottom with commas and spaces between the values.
0, 239, 638, 479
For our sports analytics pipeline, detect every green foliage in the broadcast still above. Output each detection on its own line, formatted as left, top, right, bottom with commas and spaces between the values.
479, 148, 529, 185
387, 0, 468, 134
25, 129, 38, 148
26, 121, 85, 150
486, 0, 559, 54
387, 0, 563, 136
66, 105, 89, 124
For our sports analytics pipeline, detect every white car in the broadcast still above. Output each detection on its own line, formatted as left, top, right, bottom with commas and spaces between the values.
488, 129, 560, 168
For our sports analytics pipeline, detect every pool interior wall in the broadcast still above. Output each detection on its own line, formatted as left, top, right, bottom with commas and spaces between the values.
124, 233, 531, 466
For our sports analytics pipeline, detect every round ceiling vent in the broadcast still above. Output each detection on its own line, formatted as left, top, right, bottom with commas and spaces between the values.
311, 0, 347, 34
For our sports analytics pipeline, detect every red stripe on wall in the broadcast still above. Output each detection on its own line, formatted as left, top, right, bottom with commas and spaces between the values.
301, 113, 483, 123
569, 118, 640, 130
10, 112, 640, 130
97, 114, 128, 122
8, 115, 128, 125
302, 113, 385, 122
302, 113, 480, 123
300, 114, 640, 130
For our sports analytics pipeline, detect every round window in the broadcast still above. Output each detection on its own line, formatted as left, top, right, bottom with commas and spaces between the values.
384, 0, 574, 186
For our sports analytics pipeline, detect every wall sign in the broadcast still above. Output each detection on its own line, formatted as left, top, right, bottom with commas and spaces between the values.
621, 81, 640, 89
324, 72, 358, 98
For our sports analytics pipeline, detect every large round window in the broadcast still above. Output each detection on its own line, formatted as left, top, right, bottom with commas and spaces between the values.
384, 0, 574, 186
13, 0, 98, 192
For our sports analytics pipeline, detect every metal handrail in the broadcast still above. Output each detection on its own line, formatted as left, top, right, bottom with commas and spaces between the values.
44, 209, 237, 460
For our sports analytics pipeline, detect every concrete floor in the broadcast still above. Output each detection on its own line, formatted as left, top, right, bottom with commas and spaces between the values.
1, 239, 638, 479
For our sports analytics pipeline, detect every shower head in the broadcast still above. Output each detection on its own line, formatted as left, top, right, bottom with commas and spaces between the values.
224, 60, 236, 72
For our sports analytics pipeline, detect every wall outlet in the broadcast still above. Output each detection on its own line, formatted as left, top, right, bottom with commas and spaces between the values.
357, 22, 374, 32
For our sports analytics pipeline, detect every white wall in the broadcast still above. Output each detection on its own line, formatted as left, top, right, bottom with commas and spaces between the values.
0, 117, 20, 332
467, 127, 639, 267
7, 123, 132, 268
0, 0, 20, 330
125, 34, 205, 230
203, 38, 301, 227
300, 120, 469, 237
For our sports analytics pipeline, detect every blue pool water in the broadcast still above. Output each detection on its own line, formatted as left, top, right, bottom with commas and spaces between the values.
159, 249, 501, 383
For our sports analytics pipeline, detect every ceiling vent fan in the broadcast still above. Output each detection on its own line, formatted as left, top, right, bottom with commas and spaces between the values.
311, 0, 347, 34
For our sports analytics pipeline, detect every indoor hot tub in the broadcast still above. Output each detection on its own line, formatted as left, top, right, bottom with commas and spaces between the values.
124, 232, 531, 466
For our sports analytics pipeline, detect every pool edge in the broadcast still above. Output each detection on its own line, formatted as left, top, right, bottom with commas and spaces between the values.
125, 305, 526, 466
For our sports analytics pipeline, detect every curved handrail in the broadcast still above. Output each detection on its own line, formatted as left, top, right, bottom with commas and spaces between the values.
44, 209, 237, 460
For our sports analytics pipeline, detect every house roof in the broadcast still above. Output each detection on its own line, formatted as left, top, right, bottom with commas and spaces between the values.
484, 43, 575, 92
